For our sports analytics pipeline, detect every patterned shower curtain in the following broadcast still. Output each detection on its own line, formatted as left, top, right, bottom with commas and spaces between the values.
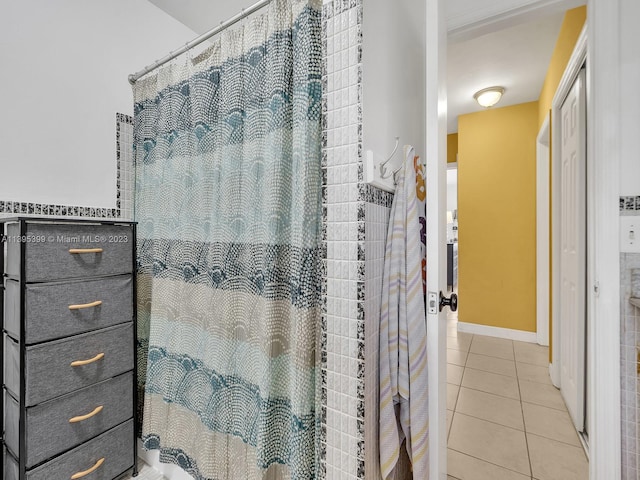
132, 1, 322, 478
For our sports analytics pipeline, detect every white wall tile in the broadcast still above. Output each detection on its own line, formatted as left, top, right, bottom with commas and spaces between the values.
621, 251, 640, 480
321, 1, 363, 478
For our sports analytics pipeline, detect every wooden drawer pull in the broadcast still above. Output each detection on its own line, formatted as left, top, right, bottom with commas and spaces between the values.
68, 300, 103, 310
70, 457, 105, 479
69, 405, 104, 423
68, 248, 104, 254
70, 352, 105, 367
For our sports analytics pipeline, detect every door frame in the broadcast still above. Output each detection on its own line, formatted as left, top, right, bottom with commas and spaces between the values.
429, 0, 622, 476
536, 113, 551, 347
549, 2, 621, 476
586, 0, 622, 477
425, 0, 447, 477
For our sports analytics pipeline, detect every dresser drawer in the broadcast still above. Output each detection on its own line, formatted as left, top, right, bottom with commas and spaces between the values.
5, 373, 133, 469
4, 323, 133, 406
4, 421, 134, 480
5, 223, 133, 282
4, 275, 133, 344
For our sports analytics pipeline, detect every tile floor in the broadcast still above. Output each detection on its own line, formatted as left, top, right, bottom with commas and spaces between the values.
446, 313, 589, 480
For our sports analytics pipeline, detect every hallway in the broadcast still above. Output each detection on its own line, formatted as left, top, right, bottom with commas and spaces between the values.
446, 315, 589, 480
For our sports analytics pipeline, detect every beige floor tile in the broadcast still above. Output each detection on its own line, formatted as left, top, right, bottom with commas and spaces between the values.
447, 409, 454, 438
527, 433, 589, 480
448, 335, 472, 352
448, 413, 530, 476
522, 402, 581, 446
461, 368, 520, 400
448, 329, 472, 340
448, 363, 464, 385
513, 341, 549, 366
448, 348, 468, 367
466, 353, 517, 377
448, 449, 530, 480
519, 379, 567, 411
456, 387, 524, 430
516, 362, 553, 385
470, 336, 515, 361
448, 383, 460, 410
457, 331, 473, 343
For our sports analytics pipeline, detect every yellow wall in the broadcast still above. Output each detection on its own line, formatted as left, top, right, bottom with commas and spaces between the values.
447, 134, 459, 163
455, 7, 586, 338
458, 102, 538, 332
538, 6, 587, 128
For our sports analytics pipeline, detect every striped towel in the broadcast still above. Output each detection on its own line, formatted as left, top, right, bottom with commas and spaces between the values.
379, 145, 429, 479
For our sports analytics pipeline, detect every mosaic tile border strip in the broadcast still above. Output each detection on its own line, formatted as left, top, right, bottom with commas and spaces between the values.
319, 2, 330, 478
324, 0, 358, 18
360, 183, 394, 208
319, 5, 329, 479
0, 201, 118, 218
620, 196, 640, 215
351, 1, 365, 477
0, 113, 134, 219
355, 198, 366, 479
117, 112, 134, 125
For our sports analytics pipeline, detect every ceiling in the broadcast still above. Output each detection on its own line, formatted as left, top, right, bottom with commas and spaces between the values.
147, 0, 258, 39
447, 12, 564, 133
145, 0, 578, 133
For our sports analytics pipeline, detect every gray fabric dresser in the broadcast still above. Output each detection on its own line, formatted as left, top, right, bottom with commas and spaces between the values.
1, 218, 138, 480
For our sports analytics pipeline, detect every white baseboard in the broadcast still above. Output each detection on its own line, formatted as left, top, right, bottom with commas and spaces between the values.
137, 439, 194, 480
457, 321, 538, 343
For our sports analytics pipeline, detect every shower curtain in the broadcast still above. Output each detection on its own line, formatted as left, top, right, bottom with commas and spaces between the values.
132, 1, 322, 478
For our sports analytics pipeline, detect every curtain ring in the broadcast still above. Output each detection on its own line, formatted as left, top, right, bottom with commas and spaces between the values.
184, 41, 193, 65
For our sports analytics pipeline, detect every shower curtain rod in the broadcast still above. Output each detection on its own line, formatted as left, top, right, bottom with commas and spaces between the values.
128, 0, 273, 85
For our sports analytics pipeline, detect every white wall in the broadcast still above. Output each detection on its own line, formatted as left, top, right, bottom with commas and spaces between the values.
0, 0, 197, 208
447, 167, 458, 211
619, 0, 640, 195
362, 0, 426, 168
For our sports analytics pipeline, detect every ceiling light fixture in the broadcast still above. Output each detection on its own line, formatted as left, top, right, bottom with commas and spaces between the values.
473, 86, 505, 108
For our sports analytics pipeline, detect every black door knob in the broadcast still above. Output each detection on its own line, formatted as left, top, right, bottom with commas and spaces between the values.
439, 291, 458, 312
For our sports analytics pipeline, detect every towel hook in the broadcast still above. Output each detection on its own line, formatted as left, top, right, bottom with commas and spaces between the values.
380, 136, 401, 180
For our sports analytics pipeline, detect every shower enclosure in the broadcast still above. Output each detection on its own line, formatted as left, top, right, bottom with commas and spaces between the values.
132, 1, 322, 478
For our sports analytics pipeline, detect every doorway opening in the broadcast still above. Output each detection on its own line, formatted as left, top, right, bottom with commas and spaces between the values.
444, 6, 590, 479
447, 162, 458, 293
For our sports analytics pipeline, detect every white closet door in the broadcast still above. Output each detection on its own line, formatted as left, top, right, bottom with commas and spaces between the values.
559, 68, 587, 432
